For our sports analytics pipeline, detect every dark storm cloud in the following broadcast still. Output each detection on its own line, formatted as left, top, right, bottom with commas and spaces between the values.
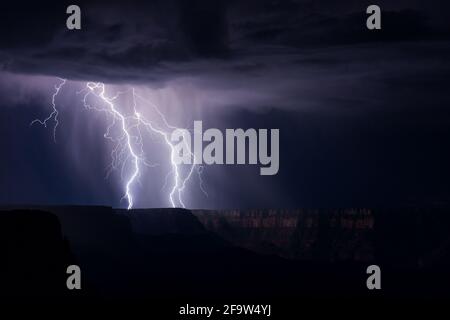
0, 0, 449, 116
0, 0, 449, 84
0, 0, 227, 82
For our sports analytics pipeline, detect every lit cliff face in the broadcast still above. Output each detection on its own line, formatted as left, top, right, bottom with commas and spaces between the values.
192, 208, 375, 262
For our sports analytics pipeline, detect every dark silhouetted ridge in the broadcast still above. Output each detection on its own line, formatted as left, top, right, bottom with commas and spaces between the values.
0, 210, 76, 298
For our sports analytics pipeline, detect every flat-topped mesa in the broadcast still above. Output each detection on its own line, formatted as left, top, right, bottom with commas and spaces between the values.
115, 208, 207, 236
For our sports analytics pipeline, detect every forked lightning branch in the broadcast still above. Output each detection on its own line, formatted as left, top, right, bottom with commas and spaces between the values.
32, 78, 279, 209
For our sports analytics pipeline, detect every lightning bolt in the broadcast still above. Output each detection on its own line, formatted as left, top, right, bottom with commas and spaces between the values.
32, 78, 206, 210
30, 78, 66, 142
131, 91, 206, 208
84, 82, 141, 209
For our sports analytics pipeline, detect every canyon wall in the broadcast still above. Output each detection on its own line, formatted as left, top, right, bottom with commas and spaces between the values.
193, 208, 450, 268
193, 208, 375, 262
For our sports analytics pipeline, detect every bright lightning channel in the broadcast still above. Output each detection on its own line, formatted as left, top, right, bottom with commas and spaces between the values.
30, 78, 66, 142
31, 78, 206, 210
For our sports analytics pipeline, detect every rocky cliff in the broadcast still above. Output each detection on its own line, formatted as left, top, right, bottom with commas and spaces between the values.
193, 207, 450, 268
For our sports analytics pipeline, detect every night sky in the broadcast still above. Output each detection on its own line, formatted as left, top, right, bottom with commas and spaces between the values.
0, 0, 450, 209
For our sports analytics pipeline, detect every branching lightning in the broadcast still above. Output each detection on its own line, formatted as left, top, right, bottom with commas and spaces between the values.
30, 78, 66, 142
32, 78, 206, 210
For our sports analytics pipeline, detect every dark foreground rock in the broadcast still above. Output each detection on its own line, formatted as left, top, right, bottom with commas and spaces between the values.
0, 210, 77, 299
0, 206, 449, 303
